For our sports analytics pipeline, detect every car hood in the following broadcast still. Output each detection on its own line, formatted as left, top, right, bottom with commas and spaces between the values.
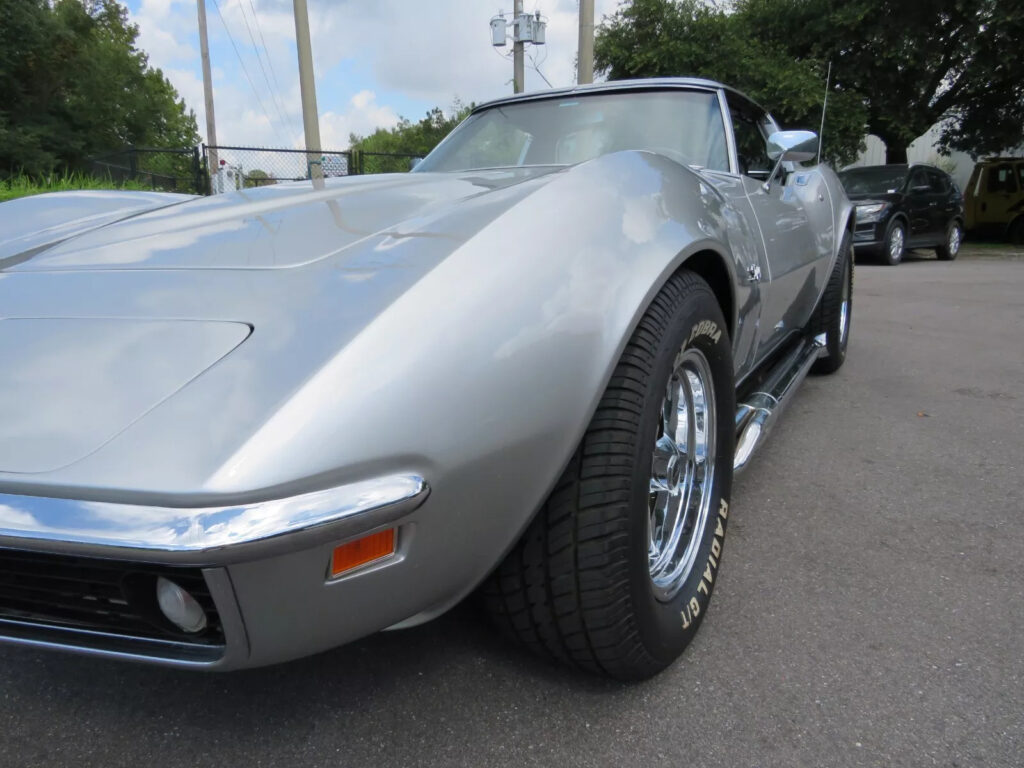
0, 168, 563, 272
0, 166, 567, 489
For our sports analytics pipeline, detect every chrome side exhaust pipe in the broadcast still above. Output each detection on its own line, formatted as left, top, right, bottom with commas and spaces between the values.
733, 337, 825, 473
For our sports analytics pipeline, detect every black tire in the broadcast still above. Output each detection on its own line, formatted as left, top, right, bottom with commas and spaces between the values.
810, 229, 853, 375
936, 220, 962, 261
482, 270, 735, 681
881, 219, 905, 265
1009, 217, 1024, 246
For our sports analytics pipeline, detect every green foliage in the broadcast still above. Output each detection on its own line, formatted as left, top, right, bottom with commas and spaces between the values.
0, 0, 199, 177
739, 0, 1024, 160
594, 0, 866, 165
595, 0, 1024, 163
244, 168, 274, 188
348, 101, 473, 172
0, 171, 150, 203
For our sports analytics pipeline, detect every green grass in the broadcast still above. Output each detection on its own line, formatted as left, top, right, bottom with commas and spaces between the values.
0, 172, 151, 203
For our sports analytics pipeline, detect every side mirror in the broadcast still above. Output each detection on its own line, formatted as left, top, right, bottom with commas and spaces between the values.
761, 130, 818, 192
766, 130, 819, 162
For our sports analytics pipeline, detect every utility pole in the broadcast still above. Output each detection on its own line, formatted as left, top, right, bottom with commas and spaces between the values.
513, 0, 524, 94
293, 0, 323, 182
491, 6, 545, 93
197, 0, 218, 185
577, 0, 594, 85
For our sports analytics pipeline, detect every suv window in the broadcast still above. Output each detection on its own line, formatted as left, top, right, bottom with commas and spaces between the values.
908, 167, 930, 192
987, 164, 1019, 194
926, 169, 949, 193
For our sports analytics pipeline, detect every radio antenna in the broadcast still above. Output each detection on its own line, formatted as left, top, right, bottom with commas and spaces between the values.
817, 60, 832, 165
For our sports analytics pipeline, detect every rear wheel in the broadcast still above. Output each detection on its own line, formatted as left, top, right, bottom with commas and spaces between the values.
1009, 217, 1024, 246
936, 220, 962, 260
482, 270, 735, 681
811, 229, 853, 375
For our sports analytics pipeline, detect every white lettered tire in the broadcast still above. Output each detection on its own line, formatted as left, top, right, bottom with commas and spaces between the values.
483, 270, 736, 680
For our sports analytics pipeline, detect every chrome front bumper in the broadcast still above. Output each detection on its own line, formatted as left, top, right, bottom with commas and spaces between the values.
0, 474, 429, 669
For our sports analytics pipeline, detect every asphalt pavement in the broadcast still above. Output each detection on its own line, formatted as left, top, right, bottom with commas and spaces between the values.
1, 250, 1022, 768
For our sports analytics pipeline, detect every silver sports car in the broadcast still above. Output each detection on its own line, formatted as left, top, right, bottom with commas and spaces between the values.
0, 78, 853, 680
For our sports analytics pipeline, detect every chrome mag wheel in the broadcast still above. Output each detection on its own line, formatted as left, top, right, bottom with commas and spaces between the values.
839, 257, 851, 345
949, 224, 962, 256
889, 226, 905, 263
648, 347, 717, 602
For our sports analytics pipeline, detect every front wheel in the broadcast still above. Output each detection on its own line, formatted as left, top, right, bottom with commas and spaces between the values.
482, 270, 735, 681
936, 220, 962, 260
882, 220, 905, 265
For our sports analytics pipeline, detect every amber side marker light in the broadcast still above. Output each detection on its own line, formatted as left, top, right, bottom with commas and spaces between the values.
330, 529, 396, 577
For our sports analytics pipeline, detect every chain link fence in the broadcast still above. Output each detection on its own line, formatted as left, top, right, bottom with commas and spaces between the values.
82, 145, 423, 196
87, 147, 205, 194
203, 145, 424, 191
204, 144, 353, 191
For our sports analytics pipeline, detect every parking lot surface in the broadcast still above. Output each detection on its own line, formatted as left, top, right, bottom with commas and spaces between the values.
1, 251, 1022, 767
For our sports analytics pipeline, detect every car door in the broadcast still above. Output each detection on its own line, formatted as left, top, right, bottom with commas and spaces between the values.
976, 162, 1022, 229
725, 93, 819, 361
926, 168, 956, 238
904, 167, 938, 243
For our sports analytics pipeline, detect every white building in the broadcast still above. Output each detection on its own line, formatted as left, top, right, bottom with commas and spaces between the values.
847, 124, 1023, 191
846, 124, 977, 189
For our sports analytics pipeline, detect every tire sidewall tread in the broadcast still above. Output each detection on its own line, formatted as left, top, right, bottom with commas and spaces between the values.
482, 269, 736, 681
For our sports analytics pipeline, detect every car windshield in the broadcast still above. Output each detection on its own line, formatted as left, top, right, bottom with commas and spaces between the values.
838, 166, 909, 195
415, 90, 730, 173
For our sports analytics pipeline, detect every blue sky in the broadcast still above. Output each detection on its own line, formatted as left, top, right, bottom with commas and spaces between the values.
125, 0, 621, 150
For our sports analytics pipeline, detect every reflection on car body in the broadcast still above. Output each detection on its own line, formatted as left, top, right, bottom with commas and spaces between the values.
838, 163, 965, 265
0, 78, 854, 679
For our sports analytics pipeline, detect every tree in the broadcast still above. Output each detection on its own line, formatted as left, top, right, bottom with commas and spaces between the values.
596, 0, 1024, 165
0, 0, 198, 177
737, 0, 1024, 161
348, 101, 473, 172
594, 0, 868, 165
244, 168, 274, 187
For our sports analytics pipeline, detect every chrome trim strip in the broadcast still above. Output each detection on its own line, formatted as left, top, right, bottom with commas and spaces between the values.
734, 339, 824, 474
0, 474, 429, 566
717, 88, 740, 176
0, 618, 225, 666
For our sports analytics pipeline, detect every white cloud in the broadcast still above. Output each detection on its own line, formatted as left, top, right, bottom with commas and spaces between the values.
132, 0, 198, 65
127, 0, 622, 149
320, 91, 401, 148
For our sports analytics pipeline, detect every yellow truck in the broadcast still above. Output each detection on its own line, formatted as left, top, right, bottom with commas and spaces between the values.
965, 158, 1024, 244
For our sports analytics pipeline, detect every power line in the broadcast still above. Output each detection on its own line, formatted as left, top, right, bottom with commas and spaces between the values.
210, 0, 287, 146
528, 50, 552, 87
237, 0, 299, 142
247, 0, 299, 139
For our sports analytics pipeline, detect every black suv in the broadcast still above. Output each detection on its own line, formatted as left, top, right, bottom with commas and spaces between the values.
837, 164, 965, 265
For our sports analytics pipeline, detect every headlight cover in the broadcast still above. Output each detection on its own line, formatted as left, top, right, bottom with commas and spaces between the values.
856, 202, 887, 223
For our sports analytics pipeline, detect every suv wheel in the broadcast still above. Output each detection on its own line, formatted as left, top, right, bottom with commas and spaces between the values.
936, 220, 962, 261
883, 220, 905, 266
1010, 217, 1024, 246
